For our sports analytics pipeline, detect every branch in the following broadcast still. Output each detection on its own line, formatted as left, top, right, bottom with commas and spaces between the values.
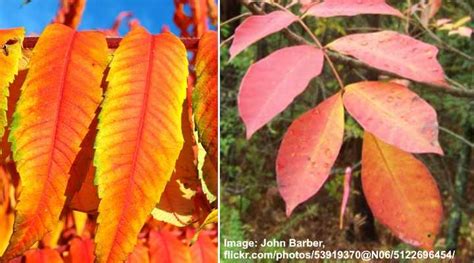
14, 36, 200, 51
239, 1, 474, 99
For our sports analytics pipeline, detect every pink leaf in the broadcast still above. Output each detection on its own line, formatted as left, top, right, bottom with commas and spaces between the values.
238, 45, 324, 138
339, 166, 352, 229
429, 0, 442, 19
342, 81, 443, 154
306, 0, 403, 18
328, 31, 447, 86
277, 93, 344, 216
229, 11, 297, 59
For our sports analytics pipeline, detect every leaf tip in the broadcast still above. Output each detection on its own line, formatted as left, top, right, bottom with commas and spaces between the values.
245, 127, 255, 140
285, 205, 295, 217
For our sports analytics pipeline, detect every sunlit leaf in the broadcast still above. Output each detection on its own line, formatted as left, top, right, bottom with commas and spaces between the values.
152, 99, 200, 227
149, 229, 191, 263
126, 243, 149, 263
193, 31, 218, 198
0, 28, 24, 154
190, 232, 217, 263
94, 26, 188, 262
24, 248, 62, 263
53, 0, 86, 29
3, 24, 107, 259
68, 237, 94, 263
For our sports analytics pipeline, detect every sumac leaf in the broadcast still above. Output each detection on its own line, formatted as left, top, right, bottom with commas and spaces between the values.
94, 26, 188, 262
127, 243, 149, 263
239, 45, 324, 138
229, 11, 297, 59
68, 237, 95, 263
362, 132, 443, 249
277, 93, 344, 216
24, 248, 63, 263
0, 28, 24, 153
190, 232, 217, 263
3, 24, 107, 259
149, 229, 192, 263
152, 99, 199, 227
342, 81, 443, 154
328, 31, 446, 86
306, 0, 402, 17
193, 31, 218, 198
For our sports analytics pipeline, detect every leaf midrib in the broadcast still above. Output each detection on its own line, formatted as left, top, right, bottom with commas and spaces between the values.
351, 87, 431, 148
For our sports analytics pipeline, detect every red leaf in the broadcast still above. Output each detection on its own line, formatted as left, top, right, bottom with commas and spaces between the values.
149, 229, 191, 263
362, 132, 443, 250
229, 11, 297, 59
24, 248, 62, 263
69, 238, 95, 263
306, 0, 402, 17
238, 45, 324, 138
277, 93, 344, 216
328, 31, 447, 86
342, 81, 443, 154
190, 232, 217, 263
126, 243, 149, 263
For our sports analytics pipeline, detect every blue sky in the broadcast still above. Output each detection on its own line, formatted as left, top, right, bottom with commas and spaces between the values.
0, 0, 181, 35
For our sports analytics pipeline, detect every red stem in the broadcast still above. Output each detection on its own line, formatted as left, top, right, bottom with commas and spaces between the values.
10, 37, 200, 50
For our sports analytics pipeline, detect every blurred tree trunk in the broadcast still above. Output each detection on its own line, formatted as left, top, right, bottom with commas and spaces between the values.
446, 116, 473, 251
221, 0, 241, 35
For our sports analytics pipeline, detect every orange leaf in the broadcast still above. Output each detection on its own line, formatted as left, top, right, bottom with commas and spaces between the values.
0, 28, 24, 153
68, 164, 99, 213
362, 132, 443, 249
3, 24, 108, 260
126, 243, 149, 263
53, 0, 86, 29
152, 100, 200, 227
277, 93, 344, 216
193, 31, 217, 197
69, 237, 94, 263
149, 229, 191, 263
24, 248, 63, 263
0, 165, 14, 255
343, 81, 443, 154
190, 0, 209, 37
94, 26, 188, 262
66, 117, 100, 213
190, 232, 217, 263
